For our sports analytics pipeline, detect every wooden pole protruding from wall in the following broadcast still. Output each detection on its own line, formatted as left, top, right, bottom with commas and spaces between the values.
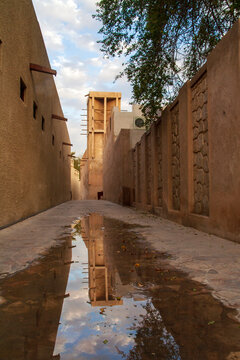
62, 142, 73, 146
52, 114, 68, 121
30, 63, 57, 76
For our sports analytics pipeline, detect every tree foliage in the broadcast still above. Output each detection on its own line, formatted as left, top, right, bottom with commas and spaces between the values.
94, 0, 240, 122
71, 152, 81, 173
117, 302, 180, 359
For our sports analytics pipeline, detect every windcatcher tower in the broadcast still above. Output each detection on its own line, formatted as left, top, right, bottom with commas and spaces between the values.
80, 91, 121, 199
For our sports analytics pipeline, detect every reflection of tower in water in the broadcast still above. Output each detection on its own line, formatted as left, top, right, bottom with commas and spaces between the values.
81, 214, 123, 307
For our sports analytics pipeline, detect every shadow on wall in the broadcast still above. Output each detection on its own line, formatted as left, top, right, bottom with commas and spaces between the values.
102, 20, 240, 243
0, 0, 72, 228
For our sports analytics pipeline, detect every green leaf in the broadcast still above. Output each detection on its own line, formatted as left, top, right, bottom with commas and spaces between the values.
208, 321, 215, 325
94, 0, 240, 121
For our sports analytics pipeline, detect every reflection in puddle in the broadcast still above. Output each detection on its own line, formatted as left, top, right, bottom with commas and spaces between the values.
0, 214, 240, 360
82, 215, 123, 307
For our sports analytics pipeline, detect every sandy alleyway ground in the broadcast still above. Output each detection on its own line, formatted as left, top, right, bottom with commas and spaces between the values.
0, 200, 240, 320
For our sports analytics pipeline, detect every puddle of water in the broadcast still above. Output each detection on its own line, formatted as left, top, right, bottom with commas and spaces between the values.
0, 214, 240, 360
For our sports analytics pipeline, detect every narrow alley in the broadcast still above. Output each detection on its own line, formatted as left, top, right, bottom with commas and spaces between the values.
0, 201, 240, 360
1, 1, 240, 359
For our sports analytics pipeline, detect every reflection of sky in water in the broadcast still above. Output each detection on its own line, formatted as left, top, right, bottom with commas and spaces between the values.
53, 230, 181, 359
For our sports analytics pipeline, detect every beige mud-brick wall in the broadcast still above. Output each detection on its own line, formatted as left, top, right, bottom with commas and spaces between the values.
79, 151, 88, 200
145, 133, 151, 205
137, 143, 142, 203
191, 73, 209, 216
100, 104, 146, 205
103, 128, 144, 206
171, 103, 180, 211
80, 92, 121, 199
118, 20, 240, 242
133, 149, 137, 203
0, 0, 71, 228
156, 121, 163, 207
71, 162, 81, 200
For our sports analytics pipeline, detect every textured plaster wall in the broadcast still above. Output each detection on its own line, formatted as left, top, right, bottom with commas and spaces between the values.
79, 159, 89, 200
79, 92, 121, 200
0, 0, 71, 227
170, 103, 181, 211
137, 143, 142, 204
104, 20, 240, 242
156, 122, 163, 207
145, 133, 152, 205
103, 129, 144, 205
71, 163, 81, 200
191, 73, 209, 216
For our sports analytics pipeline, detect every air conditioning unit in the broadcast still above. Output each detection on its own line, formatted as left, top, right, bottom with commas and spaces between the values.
133, 116, 145, 129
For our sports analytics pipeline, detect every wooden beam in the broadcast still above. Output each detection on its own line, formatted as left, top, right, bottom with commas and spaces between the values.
30, 63, 57, 76
62, 142, 73, 146
52, 114, 68, 122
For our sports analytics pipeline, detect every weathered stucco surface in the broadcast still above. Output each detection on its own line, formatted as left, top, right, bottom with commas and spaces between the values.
157, 122, 163, 207
103, 128, 144, 205
171, 102, 181, 211
71, 162, 81, 200
0, 0, 71, 228
79, 92, 121, 200
102, 20, 240, 243
146, 133, 152, 205
192, 73, 209, 216
102, 105, 146, 205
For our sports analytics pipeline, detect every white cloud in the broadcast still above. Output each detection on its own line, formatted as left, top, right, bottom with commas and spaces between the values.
89, 56, 104, 67
60, 67, 87, 85
33, 0, 82, 30
32, 0, 133, 156
80, 0, 97, 12
98, 62, 122, 83
42, 29, 64, 51
67, 30, 100, 52
75, 336, 98, 354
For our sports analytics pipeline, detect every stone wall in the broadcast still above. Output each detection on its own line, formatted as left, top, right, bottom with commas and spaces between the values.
107, 20, 240, 243
137, 143, 142, 204
171, 103, 180, 211
191, 73, 209, 216
133, 149, 137, 203
103, 129, 144, 205
146, 133, 151, 205
156, 122, 163, 207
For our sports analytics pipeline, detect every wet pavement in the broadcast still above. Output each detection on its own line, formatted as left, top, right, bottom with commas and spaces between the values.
0, 213, 240, 360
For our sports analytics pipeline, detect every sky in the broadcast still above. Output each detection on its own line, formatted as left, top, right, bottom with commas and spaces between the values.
32, 0, 132, 156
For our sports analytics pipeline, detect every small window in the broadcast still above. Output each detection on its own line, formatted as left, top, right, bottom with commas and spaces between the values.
52, 134, 55, 146
41, 116, 45, 131
59, 150, 62, 158
33, 102, 37, 119
20, 78, 26, 102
